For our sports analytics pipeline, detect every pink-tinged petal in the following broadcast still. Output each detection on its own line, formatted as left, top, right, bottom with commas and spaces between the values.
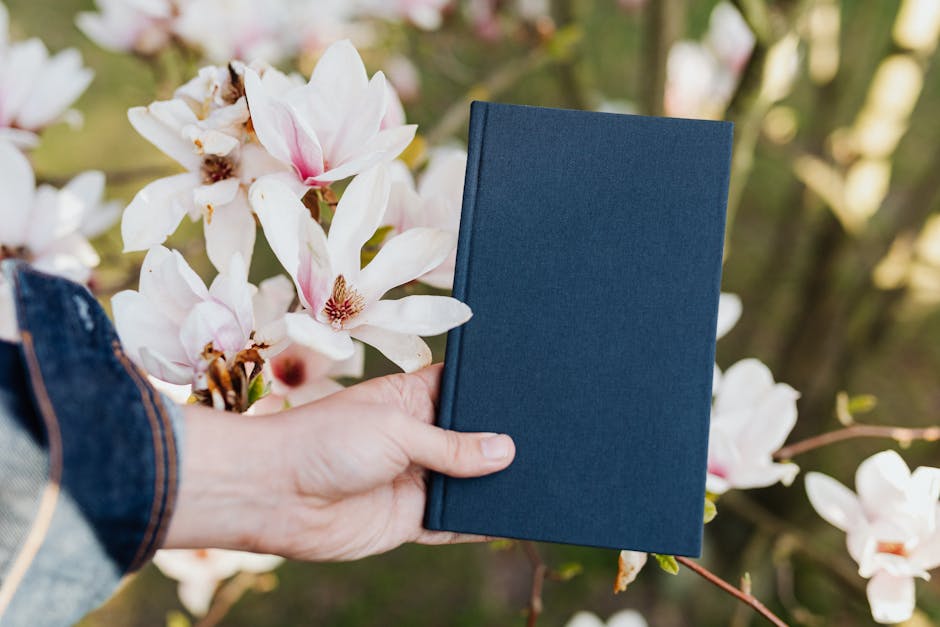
208, 252, 254, 341
866, 571, 916, 624
326, 165, 390, 279
0, 141, 36, 246
128, 101, 201, 170
180, 300, 246, 362
284, 312, 354, 360
329, 72, 388, 166
286, 378, 344, 405
313, 124, 417, 184
253, 274, 295, 328
18, 48, 93, 129
716, 292, 742, 339
245, 69, 290, 164
122, 173, 199, 252
805, 472, 864, 532
204, 193, 256, 273
138, 246, 210, 323
354, 295, 471, 335
250, 177, 331, 310
856, 450, 911, 520
349, 324, 430, 373
308, 39, 369, 111
139, 346, 194, 385
111, 289, 189, 369
327, 340, 365, 379
357, 227, 456, 303
381, 78, 407, 130
712, 358, 775, 416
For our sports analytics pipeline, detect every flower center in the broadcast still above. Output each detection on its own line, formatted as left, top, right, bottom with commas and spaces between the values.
876, 541, 908, 557
0, 244, 30, 261
322, 275, 365, 329
201, 154, 237, 184
223, 62, 246, 104
273, 355, 306, 387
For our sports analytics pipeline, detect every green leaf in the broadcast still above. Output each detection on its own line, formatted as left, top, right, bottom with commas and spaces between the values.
652, 553, 680, 575
554, 562, 583, 581
246, 373, 269, 407
360, 225, 395, 266
166, 611, 191, 627
489, 539, 516, 551
704, 498, 718, 524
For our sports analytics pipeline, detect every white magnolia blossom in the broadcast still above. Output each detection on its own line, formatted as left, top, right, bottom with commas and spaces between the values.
244, 39, 416, 189
713, 291, 742, 392
0, 3, 93, 148
122, 61, 289, 271
707, 358, 800, 494
250, 165, 471, 372
112, 246, 277, 387
664, 2, 754, 119
614, 550, 648, 593
806, 451, 940, 624
174, 0, 294, 64
356, 0, 451, 30
76, 0, 175, 56
153, 549, 283, 617
564, 610, 648, 627
384, 148, 466, 290
0, 141, 116, 284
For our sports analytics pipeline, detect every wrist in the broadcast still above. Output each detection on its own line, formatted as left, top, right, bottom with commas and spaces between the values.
161, 403, 293, 553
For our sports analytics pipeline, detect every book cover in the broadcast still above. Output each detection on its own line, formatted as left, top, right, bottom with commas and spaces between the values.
424, 101, 732, 556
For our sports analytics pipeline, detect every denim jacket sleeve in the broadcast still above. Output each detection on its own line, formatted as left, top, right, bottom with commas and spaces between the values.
0, 262, 183, 627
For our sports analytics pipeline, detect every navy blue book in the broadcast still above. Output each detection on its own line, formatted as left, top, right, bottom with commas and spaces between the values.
424, 101, 732, 556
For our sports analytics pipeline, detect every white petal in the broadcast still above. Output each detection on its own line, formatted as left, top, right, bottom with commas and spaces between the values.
128, 100, 201, 170
357, 227, 456, 302
121, 173, 199, 252
866, 571, 916, 624
327, 165, 390, 280
713, 358, 775, 416
177, 578, 219, 617
349, 324, 430, 372
284, 312, 354, 360
314, 124, 417, 184
355, 295, 471, 335
562, 612, 606, 627
180, 300, 246, 361
193, 178, 240, 213
856, 450, 912, 520
253, 274, 295, 328
139, 346, 194, 385
111, 290, 189, 372
208, 252, 254, 342
739, 382, 799, 454
244, 69, 290, 165
18, 48, 93, 130
308, 39, 369, 110
138, 246, 210, 323
204, 195, 256, 273
805, 472, 864, 532
716, 292, 742, 339
607, 609, 650, 627
0, 141, 36, 246
330, 71, 388, 165
327, 340, 366, 379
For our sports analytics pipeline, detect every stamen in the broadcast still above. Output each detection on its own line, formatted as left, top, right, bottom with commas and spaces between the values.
322, 275, 365, 329
0, 244, 30, 262
201, 154, 237, 184
876, 541, 908, 557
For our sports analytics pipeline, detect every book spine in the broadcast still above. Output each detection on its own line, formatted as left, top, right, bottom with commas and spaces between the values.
424, 100, 489, 531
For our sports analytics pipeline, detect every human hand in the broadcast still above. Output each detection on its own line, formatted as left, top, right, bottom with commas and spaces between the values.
163, 364, 515, 561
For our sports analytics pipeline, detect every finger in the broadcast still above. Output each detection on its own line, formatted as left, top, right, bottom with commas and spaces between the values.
413, 530, 501, 546
397, 421, 515, 477
380, 363, 443, 424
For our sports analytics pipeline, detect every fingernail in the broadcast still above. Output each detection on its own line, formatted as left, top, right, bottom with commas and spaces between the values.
480, 434, 511, 460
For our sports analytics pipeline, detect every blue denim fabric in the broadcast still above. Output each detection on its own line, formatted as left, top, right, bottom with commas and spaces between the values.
0, 261, 183, 627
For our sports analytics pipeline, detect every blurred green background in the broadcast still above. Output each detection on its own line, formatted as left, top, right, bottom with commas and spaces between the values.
7, 0, 940, 624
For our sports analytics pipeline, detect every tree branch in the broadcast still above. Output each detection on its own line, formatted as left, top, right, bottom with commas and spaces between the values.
675, 556, 789, 627
521, 541, 548, 627
193, 572, 258, 627
774, 424, 940, 460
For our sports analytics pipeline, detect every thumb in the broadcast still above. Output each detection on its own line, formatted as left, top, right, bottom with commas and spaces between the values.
399, 421, 516, 477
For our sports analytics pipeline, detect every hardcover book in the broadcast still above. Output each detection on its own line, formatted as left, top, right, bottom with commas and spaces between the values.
424, 101, 733, 556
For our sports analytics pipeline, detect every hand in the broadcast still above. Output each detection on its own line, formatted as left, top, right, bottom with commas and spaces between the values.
163, 364, 516, 561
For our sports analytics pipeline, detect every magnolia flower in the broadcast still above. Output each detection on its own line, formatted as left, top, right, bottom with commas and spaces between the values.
249, 274, 365, 412
356, 0, 451, 30
713, 291, 742, 392
173, 0, 294, 64
122, 64, 288, 271
244, 39, 416, 189
613, 550, 648, 593
806, 451, 940, 624
564, 610, 648, 627
0, 141, 116, 283
707, 358, 799, 494
76, 0, 175, 56
250, 165, 471, 372
153, 549, 283, 617
0, 4, 93, 148
112, 246, 277, 405
384, 148, 466, 290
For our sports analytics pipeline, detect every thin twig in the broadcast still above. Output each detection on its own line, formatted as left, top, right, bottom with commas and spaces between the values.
194, 572, 258, 627
640, 0, 683, 116
774, 424, 940, 461
675, 556, 789, 627
521, 541, 548, 627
